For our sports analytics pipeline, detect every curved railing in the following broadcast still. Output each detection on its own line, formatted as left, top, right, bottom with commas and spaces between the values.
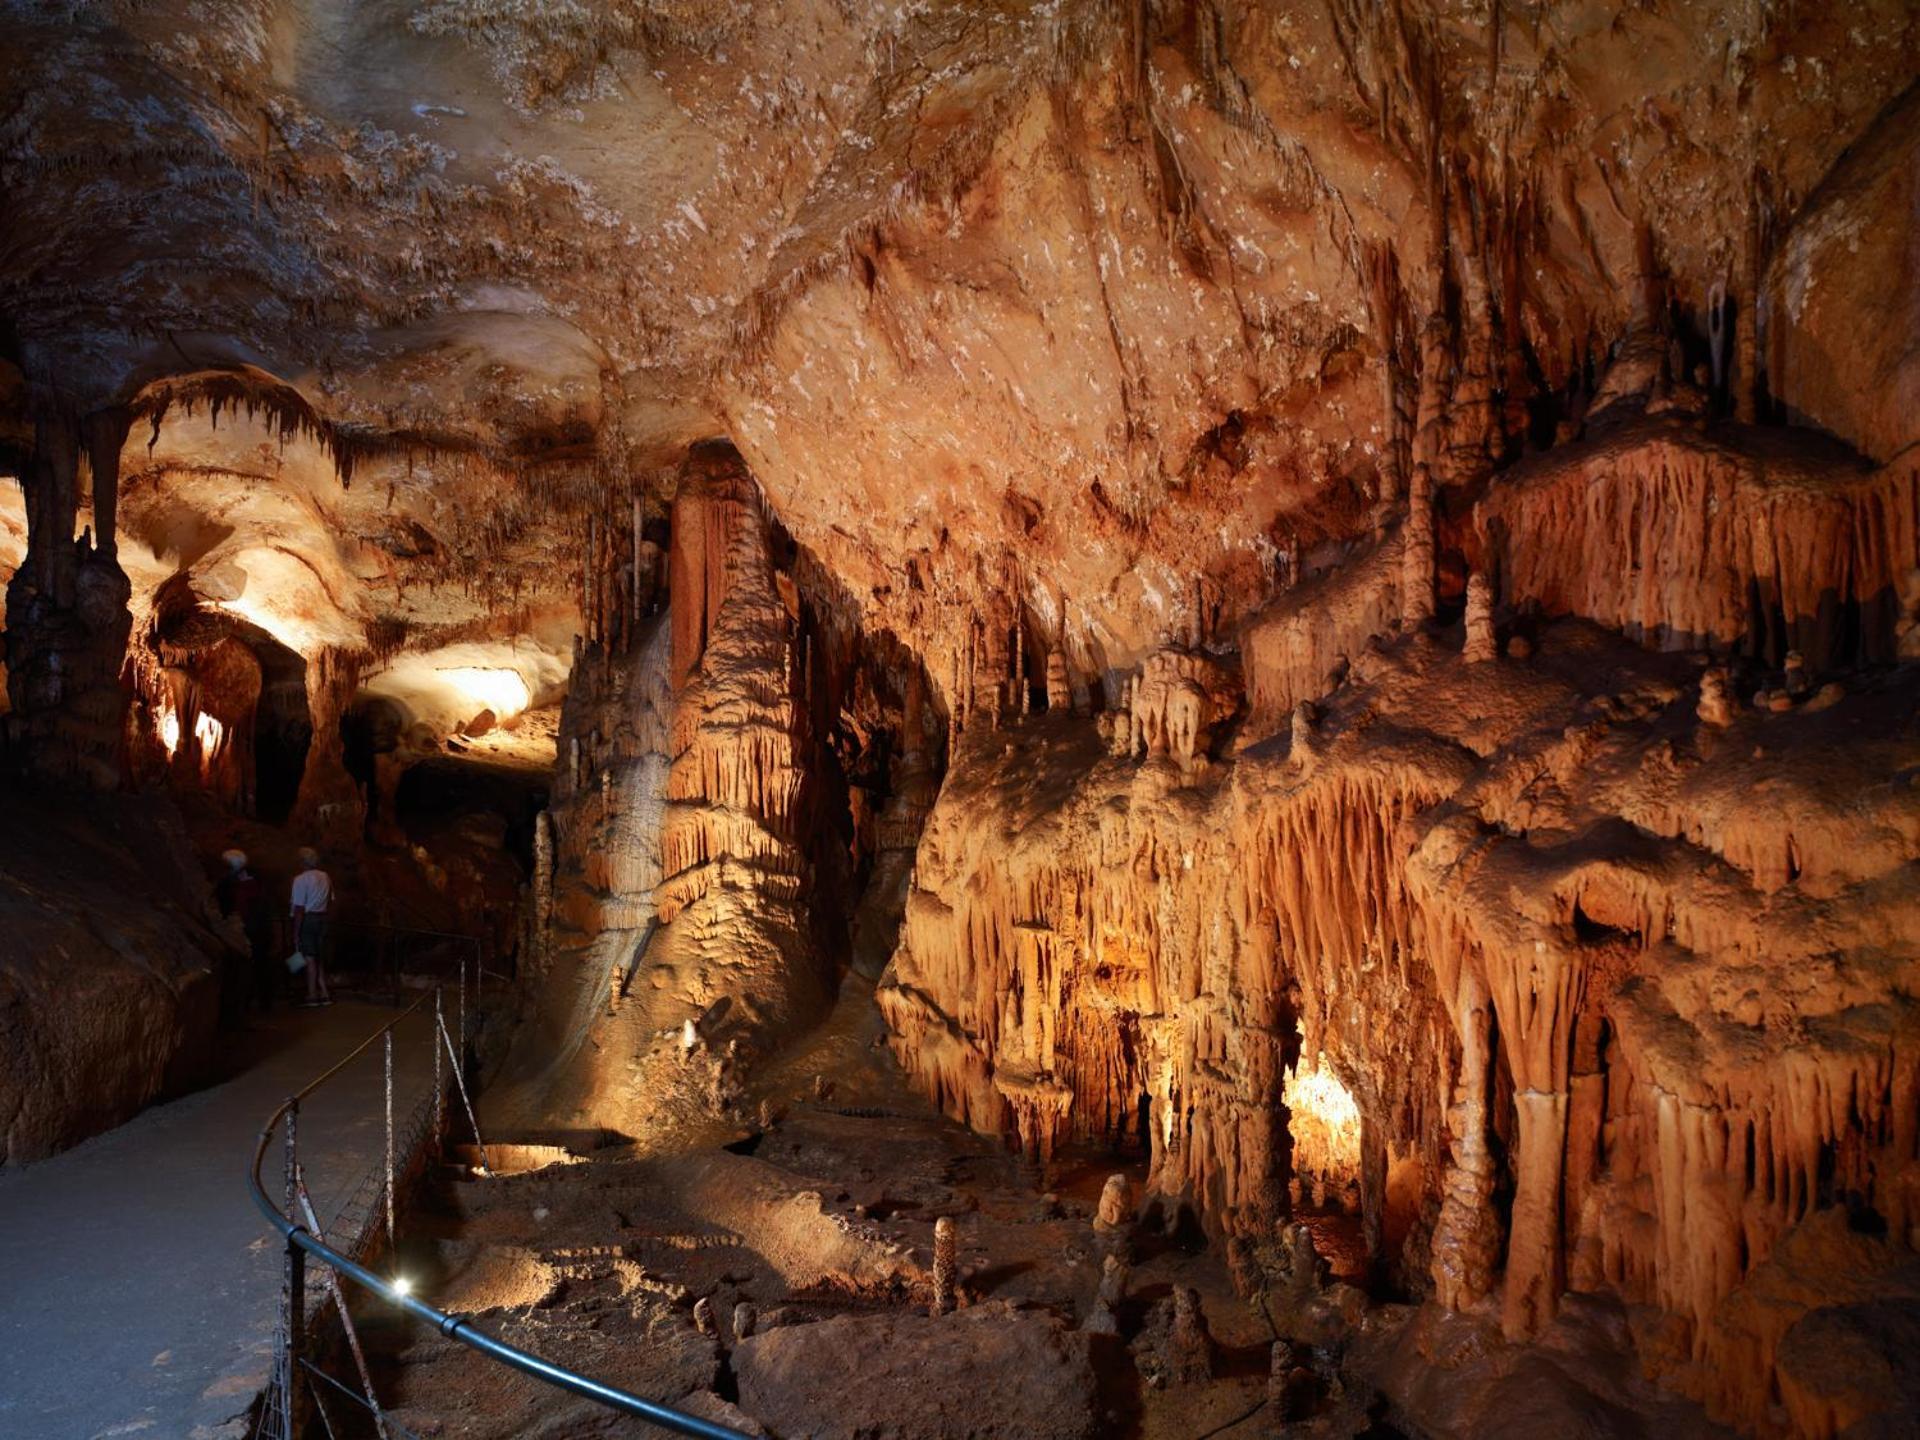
246, 965, 747, 1440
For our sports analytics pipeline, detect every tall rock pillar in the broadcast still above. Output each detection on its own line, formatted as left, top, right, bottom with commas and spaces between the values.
4, 410, 134, 789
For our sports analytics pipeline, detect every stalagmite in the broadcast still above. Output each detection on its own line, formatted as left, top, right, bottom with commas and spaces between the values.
1094, 1173, 1132, 1232
1166, 1288, 1213, 1384
1045, 650, 1070, 713
1269, 1340, 1312, 1419
1289, 701, 1317, 769
1013, 621, 1027, 717
1782, 650, 1809, 697
1461, 573, 1496, 662
1402, 462, 1435, 628
1697, 667, 1735, 727
1429, 986, 1500, 1313
931, 1216, 957, 1315
1085, 1253, 1125, 1334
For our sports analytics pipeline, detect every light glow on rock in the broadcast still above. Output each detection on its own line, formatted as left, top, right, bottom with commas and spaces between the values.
1283, 1054, 1361, 1206
437, 665, 531, 721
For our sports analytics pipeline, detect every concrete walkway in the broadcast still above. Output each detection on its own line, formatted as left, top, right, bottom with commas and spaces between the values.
0, 999, 443, 1440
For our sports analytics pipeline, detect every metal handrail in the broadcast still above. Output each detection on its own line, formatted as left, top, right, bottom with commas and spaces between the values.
247, 997, 748, 1440
326, 919, 487, 946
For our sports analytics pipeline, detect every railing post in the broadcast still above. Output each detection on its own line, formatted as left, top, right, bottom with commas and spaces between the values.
438, 1008, 490, 1175
384, 1028, 396, 1256
283, 1098, 305, 1435
297, 1174, 392, 1440
433, 988, 445, 1150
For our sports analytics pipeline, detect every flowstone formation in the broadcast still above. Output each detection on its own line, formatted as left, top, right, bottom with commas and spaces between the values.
3, 1, 1918, 1436
495, 441, 838, 1135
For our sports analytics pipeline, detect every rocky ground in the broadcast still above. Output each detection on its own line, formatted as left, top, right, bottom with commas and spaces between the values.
332, 981, 1735, 1440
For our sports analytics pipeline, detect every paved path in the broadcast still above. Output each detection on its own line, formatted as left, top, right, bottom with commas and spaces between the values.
0, 1000, 441, 1440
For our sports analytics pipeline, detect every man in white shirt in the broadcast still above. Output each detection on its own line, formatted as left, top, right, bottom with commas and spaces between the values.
290, 846, 335, 1007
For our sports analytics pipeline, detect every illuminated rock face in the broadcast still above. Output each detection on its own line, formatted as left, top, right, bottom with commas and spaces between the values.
885, 608, 1920, 1406
495, 443, 828, 1136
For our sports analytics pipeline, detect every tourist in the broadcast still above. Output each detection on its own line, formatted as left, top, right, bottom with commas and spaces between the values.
290, 846, 335, 1007
215, 848, 275, 1016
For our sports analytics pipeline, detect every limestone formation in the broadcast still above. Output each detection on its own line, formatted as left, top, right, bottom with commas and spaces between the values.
1462, 574, 1497, 663
1698, 668, 1736, 728
1125, 1285, 1218, 1394
1093, 1173, 1133, 1233
1268, 1341, 1315, 1421
1402, 463, 1436, 629
1783, 650, 1811, 697
931, 1216, 958, 1316
1128, 650, 1240, 774
1045, 652, 1070, 713
2, 4, 1916, 1438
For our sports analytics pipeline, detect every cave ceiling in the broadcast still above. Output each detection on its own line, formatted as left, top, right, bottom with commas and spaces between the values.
2, 0, 1916, 694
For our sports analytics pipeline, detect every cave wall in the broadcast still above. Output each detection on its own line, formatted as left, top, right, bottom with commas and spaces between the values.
714, 7, 1920, 728
0, 793, 224, 1165
874, 386, 1920, 1431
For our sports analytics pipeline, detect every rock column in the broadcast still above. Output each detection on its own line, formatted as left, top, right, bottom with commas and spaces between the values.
4, 410, 134, 789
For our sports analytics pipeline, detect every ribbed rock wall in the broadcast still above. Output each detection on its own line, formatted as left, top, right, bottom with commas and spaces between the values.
1479, 417, 1918, 670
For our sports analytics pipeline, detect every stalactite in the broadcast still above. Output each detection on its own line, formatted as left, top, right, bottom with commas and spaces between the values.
882, 701, 1461, 1256
1479, 421, 1917, 669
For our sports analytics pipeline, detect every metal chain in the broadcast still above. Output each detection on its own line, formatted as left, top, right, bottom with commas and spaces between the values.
438, 1009, 491, 1175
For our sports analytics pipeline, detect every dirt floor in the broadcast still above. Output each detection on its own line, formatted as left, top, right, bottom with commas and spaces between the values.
324, 980, 1731, 1440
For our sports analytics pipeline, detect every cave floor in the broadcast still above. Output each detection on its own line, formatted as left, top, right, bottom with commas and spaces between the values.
335, 983, 1386, 1439
0, 1000, 439, 1440
331, 976, 1740, 1440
